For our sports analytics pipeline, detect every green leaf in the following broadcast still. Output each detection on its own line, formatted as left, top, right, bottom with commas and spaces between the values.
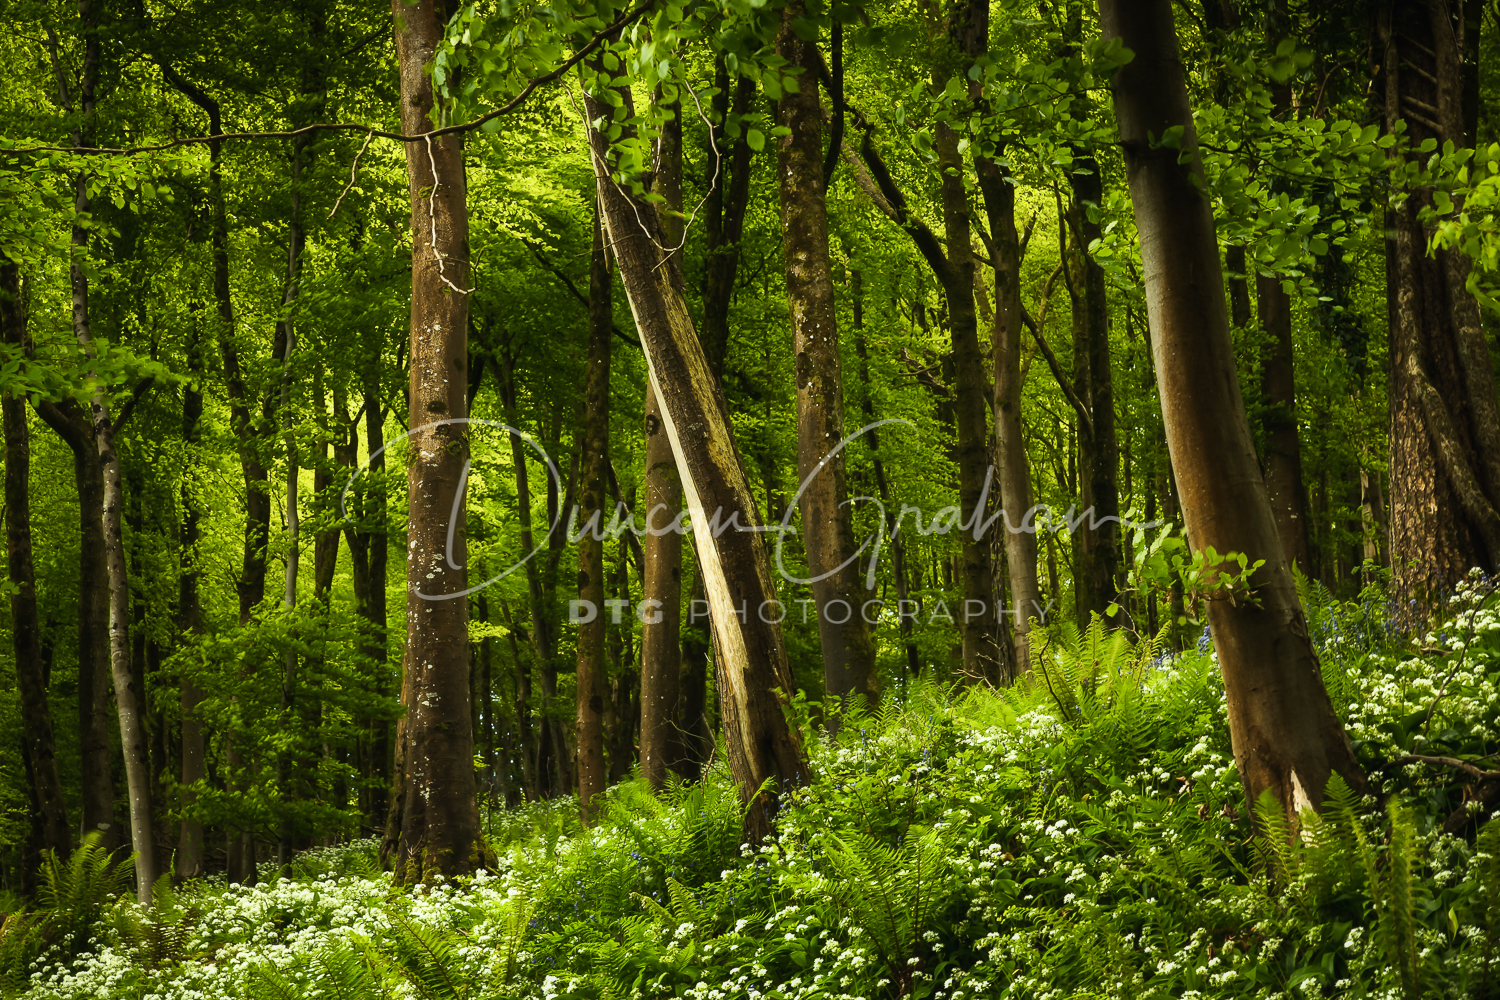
745, 128, 765, 152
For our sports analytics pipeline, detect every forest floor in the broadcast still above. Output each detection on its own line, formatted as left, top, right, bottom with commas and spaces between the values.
4, 579, 1500, 1000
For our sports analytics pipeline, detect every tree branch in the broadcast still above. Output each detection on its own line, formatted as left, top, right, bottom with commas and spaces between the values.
8, 0, 658, 156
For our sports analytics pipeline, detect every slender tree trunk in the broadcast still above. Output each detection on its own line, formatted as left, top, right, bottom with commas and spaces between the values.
935, 121, 1009, 685
1067, 160, 1121, 623
176, 313, 206, 880
701, 61, 757, 378
575, 205, 612, 824
276, 171, 304, 877
63, 0, 156, 902
31, 400, 114, 849
776, 0, 878, 708
2, 263, 70, 865
584, 76, 807, 837
1099, 0, 1366, 825
679, 574, 712, 779
1379, 0, 1500, 606
978, 164, 1041, 668
640, 93, 686, 791
1256, 32, 1312, 575
390, 0, 485, 884
851, 269, 920, 675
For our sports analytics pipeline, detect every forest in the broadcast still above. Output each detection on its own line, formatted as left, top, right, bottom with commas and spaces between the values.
1, 0, 1500, 996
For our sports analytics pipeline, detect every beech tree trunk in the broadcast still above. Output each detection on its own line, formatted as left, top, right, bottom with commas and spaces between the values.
575, 205, 611, 823
978, 165, 1042, 668
1099, 0, 1365, 824
1378, 0, 1500, 605
390, 0, 486, 884
776, 0, 878, 709
2, 263, 70, 866
584, 75, 807, 837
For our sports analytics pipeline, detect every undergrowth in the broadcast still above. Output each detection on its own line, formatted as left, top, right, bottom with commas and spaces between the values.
3, 577, 1500, 999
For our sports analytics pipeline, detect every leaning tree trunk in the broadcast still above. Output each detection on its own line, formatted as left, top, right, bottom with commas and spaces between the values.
1099, 0, 1366, 826
776, 0, 878, 709
390, 0, 486, 885
575, 205, 611, 824
640, 98, 685, 791
583, 76, 807, 839
2, 262, 71, 865
1379, 0, 1500, 607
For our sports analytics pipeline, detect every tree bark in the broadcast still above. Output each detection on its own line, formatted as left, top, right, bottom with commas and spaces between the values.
32, 398, 115, 850
575, 204, 611, 823
63, 0, 156, 903
776, 0, 878, 709
1379, 0, 1500, 606
390, 0, 486, 884
176, 312, 206, 880
1099, 0, 1366, 825
1066, 160, 1121, 624
640, 89, 686, 791
2, 263, 71, 866
977, 164, 1042, 669
584, 74, 807, 837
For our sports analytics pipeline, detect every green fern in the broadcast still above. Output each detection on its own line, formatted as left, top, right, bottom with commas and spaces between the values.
789, 825, 957, 997
1383, 798, 1421, 1000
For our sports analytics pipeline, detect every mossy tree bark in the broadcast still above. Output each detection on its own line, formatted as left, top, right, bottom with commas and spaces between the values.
1377, 0, 1500, 605
584, 74, 808, 838
1099, 0, 1366, 825
776, 0, 878, 710
390, 0, 487, 884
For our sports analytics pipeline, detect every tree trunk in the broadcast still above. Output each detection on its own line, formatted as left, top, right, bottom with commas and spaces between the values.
2, 263, 71, 866
701, 61, 757, 378
575, 205, 612, 824
935, 121, 1009, 685
977, 163, 1042, 669
64, 0, 156, 903
176, 313, 206, 880
1067, 160, 1121, 624
584, 75, 807, 837
1379, 0, 1500, 607
31, 398, 115, 850
640, 92, 686, 792
1256, 42, 1312, 576
776, 0, 878, 709
390, 0, 486, 884
275, 156, 306, 877
1099, 0, 1366, 825
640, 382, 684, 789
